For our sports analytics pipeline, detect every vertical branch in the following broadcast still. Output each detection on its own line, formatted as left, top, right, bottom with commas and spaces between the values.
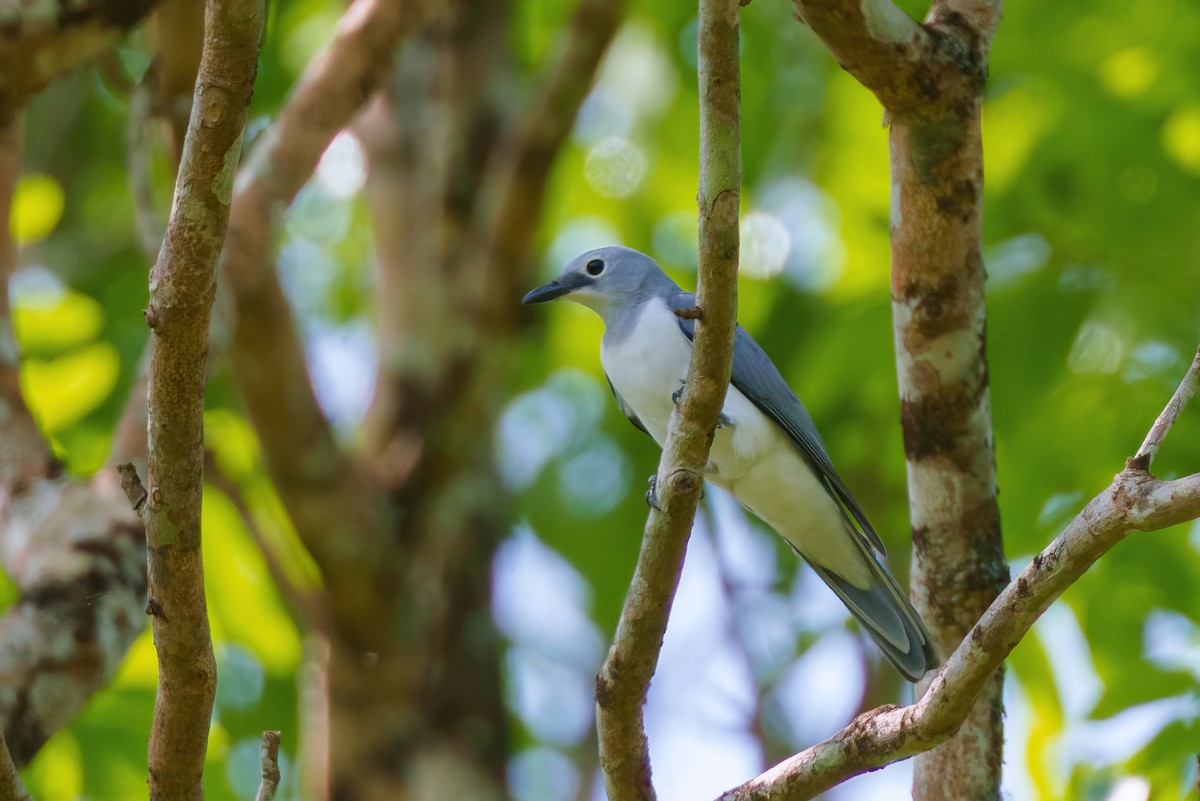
594, 1, 741, 799
142, 0, 264, 797
891, 2, 1006, 796
789, 0, 1005, 795
255, 731, 282, 801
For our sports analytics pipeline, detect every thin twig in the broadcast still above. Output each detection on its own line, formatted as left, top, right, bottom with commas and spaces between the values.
716, 344, 1200, 801
255, 731, 281, 801
141, 0, 264, 797
595, 2, 741, 799
1134, 346, 1200, 469
0, 735, 32, 801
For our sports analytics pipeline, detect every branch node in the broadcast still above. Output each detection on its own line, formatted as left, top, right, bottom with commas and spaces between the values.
143, 305, 161, 331
146, 597, 166, 619
1126, 454, 1151, 473
673, 306, 703, 321
256, 730, 282, 801
117, 462, 149, 512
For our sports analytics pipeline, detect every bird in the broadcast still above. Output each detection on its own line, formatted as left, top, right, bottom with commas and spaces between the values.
522, 245, 937, 681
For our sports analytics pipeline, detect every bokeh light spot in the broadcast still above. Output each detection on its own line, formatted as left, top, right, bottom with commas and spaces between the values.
584, 137, 646, 198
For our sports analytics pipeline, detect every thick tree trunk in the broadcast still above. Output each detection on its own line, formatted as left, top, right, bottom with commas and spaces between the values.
889, 67, 1008, 801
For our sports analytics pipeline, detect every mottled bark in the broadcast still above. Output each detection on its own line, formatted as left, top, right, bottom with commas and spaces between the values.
716, 348, 1200, 800
0, 112, 146, 771
141, 0, 263, 797
0, 478, 146, 766
255, 730, 282, 801
595, 1, 741, 799
790, 0, 1005, 796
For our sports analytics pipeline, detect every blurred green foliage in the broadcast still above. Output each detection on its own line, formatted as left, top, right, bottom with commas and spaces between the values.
6, 0, 1200, 798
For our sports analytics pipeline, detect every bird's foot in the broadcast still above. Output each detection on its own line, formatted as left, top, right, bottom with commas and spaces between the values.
646, 474, 706, 509
671, 379, 685, 406
645, 475, 660, 511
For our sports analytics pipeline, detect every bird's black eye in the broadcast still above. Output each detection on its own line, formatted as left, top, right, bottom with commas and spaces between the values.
586, 259, 605, 277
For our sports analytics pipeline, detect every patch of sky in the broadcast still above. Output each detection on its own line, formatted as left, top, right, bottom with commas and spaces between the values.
492, 525, 605, 671
496, 369, 607, 491
987, 233, 1051, 287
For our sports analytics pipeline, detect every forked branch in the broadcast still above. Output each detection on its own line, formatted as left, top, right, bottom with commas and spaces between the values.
716, 346, 1200, 801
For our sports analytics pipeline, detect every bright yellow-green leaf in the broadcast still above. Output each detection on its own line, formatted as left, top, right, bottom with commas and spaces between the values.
109, 630, 158, 689
20, 342, 120, 432
1162, 104, 1200, 176
205, 409, 263, 481
10, 173, 66, 245
1098, 48, 1158, 98
12, 290, 104, 354
984, 84, 1054, 194
202, 486, 303, 674
24, 731, 83, 801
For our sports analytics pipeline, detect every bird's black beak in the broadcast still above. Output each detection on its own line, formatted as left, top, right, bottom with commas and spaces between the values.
522, 273, 589, 304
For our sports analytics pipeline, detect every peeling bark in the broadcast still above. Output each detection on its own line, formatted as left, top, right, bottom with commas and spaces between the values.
789, 0, 1005, 795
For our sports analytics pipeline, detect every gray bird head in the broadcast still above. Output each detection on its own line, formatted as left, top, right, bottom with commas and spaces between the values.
522, 246, 680, 323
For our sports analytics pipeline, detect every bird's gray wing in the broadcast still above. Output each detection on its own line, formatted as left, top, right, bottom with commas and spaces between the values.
668, 290, 886, 556
605, 374, 650, 437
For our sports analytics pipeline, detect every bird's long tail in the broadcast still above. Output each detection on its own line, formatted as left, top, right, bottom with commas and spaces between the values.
805, 547, 938, 682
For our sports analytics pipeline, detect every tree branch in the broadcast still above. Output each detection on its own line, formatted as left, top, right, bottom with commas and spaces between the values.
141, 0, 263, 797
794, 0, 1006, 794
0, 0, 162, 120
220, 0, 413, 599
594, 2, 741, 799
0, 735, 31, 801
0, 477, 146, 766
1134, 345, 1200, 469
254, 730, 281, 801
716, 349, 1200, 801
473, 0, 621, 290
789, 0, 928, 114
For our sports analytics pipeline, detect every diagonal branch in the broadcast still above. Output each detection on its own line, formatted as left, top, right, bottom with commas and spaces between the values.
140, 0, 263, 797
716, 346, 1200, 801
221, 0, 416, 597
1134, 345, 1200, 469
0, 0, 162, 119
594, 1, 741, 799
474, 0, 622, 288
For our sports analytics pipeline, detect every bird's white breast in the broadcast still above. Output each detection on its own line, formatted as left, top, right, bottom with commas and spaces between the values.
599, 298, 868, 585
599, 299, 772, 479
600, 299, 691, 446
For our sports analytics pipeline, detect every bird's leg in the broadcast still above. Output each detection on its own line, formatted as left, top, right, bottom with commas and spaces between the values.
671, 379, 735, 429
